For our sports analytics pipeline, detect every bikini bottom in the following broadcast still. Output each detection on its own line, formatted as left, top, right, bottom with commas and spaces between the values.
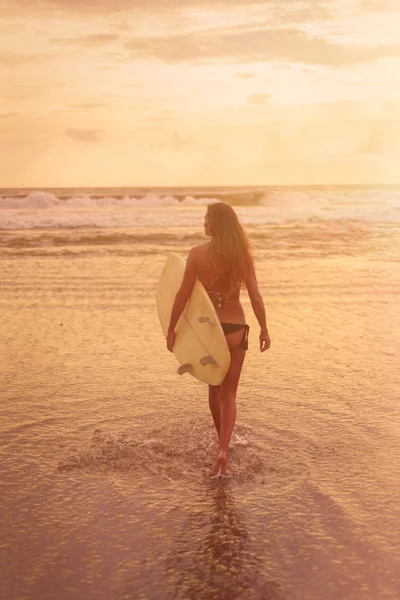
221, 323, 249, 351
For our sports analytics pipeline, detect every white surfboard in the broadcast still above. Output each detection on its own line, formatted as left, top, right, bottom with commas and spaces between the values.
157, 252, 231, 386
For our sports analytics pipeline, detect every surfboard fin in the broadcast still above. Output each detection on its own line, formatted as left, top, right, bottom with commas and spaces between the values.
177, 363, 194, 376
198, 316, 214, 324
200, 355, 218, 367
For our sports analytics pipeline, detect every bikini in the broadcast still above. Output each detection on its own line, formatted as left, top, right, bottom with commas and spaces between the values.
207, 291, 250, 351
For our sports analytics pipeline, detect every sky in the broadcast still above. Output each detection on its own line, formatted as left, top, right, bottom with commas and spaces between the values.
1, 0, 400, 187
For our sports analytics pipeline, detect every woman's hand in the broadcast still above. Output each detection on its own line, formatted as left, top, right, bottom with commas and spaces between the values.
259, 330, 271, 352
167, 329, 176, 352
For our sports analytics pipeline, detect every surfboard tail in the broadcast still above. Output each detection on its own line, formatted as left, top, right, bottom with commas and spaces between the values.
177, 363, 194, 376
200, 355, 218, 367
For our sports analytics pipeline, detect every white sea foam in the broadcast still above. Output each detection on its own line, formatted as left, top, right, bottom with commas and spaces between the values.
0, 187, 399, 230
0, 192, 216, 210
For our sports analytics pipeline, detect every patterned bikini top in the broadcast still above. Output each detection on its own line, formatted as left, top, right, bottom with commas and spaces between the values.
207, 288, 240, 309
207, 291, 228, 309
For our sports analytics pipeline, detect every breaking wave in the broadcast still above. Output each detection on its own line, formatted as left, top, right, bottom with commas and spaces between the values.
0, 185, 399, 234
0, 191, 222, 210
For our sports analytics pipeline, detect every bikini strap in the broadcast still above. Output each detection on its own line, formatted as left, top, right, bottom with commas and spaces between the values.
208, 291, 228, 309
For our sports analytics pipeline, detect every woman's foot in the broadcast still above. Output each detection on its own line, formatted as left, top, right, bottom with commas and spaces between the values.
211, 450, 227, 478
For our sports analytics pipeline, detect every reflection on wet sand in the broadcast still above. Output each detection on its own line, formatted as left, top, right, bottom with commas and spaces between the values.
164, 483, 283, 600
2, 214, 399, 599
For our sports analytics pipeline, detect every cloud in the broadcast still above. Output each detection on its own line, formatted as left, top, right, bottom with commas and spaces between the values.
65, 128, 104, 142
0, 111, 19, 119
0, 53, 52, 66
124, 27, 400, 66
236, 72, 255, 78
1, 0, 328, 16
69, 102, 106, 109
247, 93, 270, 106
51, 33, 120, 46
51, 103, 108, 113
357, 119, 400, 154
362, 0, 400, 12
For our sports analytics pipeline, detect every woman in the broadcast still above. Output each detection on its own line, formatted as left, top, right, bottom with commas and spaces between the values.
166, 202, 271, 477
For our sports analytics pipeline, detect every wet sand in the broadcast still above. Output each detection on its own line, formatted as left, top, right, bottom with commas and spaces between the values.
1, 231, 400, 599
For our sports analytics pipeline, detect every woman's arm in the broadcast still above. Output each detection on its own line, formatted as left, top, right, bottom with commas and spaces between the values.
168, 248, 198, 334
245, 264, 271, 352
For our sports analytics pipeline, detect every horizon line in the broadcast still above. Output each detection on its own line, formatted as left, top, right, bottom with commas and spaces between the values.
1, 183, 400, 190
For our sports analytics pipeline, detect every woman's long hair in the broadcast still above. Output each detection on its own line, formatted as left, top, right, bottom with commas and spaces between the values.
207, 202, 254, 292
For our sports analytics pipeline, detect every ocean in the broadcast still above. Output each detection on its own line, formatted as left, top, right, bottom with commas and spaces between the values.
1, 185, 399, 600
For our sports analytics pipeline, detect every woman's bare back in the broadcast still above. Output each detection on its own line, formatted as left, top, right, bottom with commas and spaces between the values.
191, 242, 246, 326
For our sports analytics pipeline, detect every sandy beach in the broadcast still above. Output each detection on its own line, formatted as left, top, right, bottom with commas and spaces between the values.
1, 187, 399, 599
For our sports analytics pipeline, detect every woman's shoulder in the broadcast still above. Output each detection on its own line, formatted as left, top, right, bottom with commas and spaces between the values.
190, 241, 210, 256
187, 242, 211, 270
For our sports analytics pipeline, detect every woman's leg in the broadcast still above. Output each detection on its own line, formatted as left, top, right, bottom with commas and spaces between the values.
212, 346, 246, 475
208, 384, 221, 439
